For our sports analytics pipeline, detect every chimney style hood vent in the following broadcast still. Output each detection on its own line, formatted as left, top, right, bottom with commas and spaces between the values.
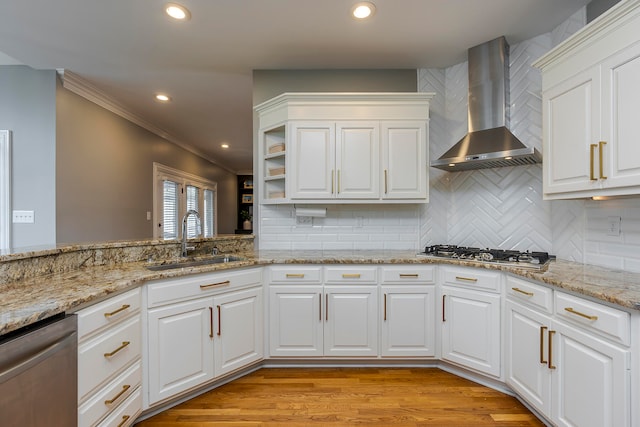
431, 36, 541, 172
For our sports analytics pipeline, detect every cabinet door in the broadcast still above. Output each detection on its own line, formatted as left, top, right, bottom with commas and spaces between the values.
381, 121, 427, 199
269, 285, 324, 357
290, 121, 335, 199
324, 286, 378, 357
505, 300, 552, 418
543, 67, 601, 196
551, 320, 630, 427
600, 42, 640, 190
381, 285, 435, 357
213, 287, 263, 377
441, 286, 501, 377
147, 298, 214, 404
335, 121, 379, 199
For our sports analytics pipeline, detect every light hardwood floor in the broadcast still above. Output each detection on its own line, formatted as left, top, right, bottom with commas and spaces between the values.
136, 368, 544, 426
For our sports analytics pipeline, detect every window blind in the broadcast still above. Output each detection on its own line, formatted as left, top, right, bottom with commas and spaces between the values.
203, 189, 215, 237
162, 180, 179, 239
186, 185, 200, 238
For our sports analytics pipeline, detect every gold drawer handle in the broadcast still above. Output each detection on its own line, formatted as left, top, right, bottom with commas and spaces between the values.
117, 415, 131, 427
539, 326, 547, 364
590, 144, 598, 181
104, 304, 131, 318
512, 287, 534, 297
200, 280, 230, 290
564, 307, 598, 321
399, 274, 419, 278
104, 384, 131, 405
548, 330, 556, 370
104, 341, 130, 358
342, 273, 361, 278
455, 276, 478, 283
599, 141, 607, 179
286, 273, 305, 278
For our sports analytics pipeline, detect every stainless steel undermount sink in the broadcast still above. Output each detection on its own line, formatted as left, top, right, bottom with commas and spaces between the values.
146, 255, 246, 271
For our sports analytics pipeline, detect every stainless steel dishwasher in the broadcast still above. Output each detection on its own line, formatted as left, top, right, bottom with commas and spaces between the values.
0, 313, 77, 426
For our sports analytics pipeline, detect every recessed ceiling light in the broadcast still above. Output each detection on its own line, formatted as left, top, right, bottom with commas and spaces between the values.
155, 93, 171, 102
221, 143, 230, 149
165, 3, 191, 21
351, 2, 376, 19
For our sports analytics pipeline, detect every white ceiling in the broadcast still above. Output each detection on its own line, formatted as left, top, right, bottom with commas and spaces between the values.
0, 0, 590, 174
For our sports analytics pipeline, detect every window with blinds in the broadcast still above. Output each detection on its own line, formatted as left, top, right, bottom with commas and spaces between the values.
154, 163, 218, 240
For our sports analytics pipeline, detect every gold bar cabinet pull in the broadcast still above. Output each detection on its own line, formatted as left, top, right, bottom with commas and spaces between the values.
590, 144, 598, 180
455, 276, 478, 283
104, 304, 130, 318
104, 341, 130, 358
384, 169, 388, 194
117, 415, 131, 427
512, 287, 534, 297
104, 384, 131, 405
337, 170, 341, 193
217, 305, 222, 336
399, 274, 419, 278
331, 170, 335, 194
564, 307, 598, 321
548, 330, 556, 370
325, 294, 329, 321
442, 295, 446, 322
599, 141, 607, 179
200, 280, 230, 290
286, 273, 305, 278
209, 307, 214, 338
342, 273, 361, 279
384, 294, 387, 321
539, 326, 547, 364
319, 293, 322, 321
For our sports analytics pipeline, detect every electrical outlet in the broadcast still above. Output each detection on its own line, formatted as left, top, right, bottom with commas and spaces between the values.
13, 210, 35, 223
296, 216, 313, 227
606, 216, 621, 236
147, 211, 152, 220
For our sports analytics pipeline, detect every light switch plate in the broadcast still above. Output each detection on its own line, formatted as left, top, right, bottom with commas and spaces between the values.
13, 210, 35, 223
606, 216, 621, 236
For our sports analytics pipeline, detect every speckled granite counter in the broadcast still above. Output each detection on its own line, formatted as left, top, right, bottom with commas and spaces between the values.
2, 245, 640, 337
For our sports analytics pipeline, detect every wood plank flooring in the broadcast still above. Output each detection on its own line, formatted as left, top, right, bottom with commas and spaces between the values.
135, 368, 545, 426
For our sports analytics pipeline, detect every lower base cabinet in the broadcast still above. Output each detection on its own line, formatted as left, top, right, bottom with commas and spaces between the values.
507, 290, 631, 427
441, 285, 501, 377
146, 269, 263, 406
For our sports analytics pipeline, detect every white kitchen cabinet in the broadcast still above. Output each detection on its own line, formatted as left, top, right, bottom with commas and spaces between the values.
506, 275, 631, 427
147, 297, 214, 404
145, 268, 263, 406
255, 92, 433, 204
380, 285, 435, 357
551, 319, 630, 427
441, 285, 501, 377
213, 287, 263, 377
381, 121, 428, 199
75, 288, 142, 427
506, 299, 553, 417
324, 285, 378, 356
289, 121, 379, 200
535, 1, 640, 199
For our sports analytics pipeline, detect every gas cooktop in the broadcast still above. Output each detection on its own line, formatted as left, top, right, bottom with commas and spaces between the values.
418, 245, 554, 271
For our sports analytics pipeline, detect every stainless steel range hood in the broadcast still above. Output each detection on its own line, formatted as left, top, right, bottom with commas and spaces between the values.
431, 36, 541, 171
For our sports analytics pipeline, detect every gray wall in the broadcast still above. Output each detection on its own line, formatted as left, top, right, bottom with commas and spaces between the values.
0, 66, 57, 249
587, 0, 621, 23
56, 82, 237, 244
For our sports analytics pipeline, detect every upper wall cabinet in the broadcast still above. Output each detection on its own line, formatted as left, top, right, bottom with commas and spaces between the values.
254, 93, 434, 204
534, 1, 640, 199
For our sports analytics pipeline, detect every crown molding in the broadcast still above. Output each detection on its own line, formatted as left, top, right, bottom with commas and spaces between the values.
56, 70, 236, 174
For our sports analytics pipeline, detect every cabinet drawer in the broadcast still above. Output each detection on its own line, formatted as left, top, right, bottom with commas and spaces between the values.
324, 266, 377, 284
78, 316, 141, 402
555, 292, 630, 346
78, 361, 141, 427
380, 265, 435, 284
76, 288, 141, 341
441, 267, 501, 292
269, 265, 322, 284
147, 267, 262, 307
506, 275, 553, 313
95, 386, 141, 427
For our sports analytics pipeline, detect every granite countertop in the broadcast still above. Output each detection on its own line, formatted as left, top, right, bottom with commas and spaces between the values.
2, 249, 640, 337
